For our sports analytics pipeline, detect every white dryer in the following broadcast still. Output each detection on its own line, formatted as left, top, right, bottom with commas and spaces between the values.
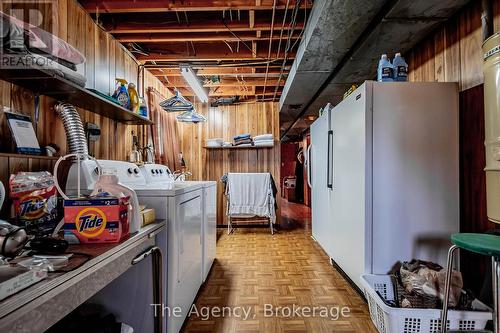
139, 164, 217, 283
134, 182, 203, 333
181, 180, 216, 282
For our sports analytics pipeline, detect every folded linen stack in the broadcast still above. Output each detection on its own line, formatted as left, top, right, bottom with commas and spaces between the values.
0, 11, 87, 87
253, 134, 274, 147
233, 133, 253, 146
206, 138, 223, 147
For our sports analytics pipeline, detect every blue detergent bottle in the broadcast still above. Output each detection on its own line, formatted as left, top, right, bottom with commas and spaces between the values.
392, 52, 408, 81
377, 54, 394, 82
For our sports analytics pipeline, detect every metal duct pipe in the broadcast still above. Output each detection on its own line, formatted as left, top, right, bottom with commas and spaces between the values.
54, 102, 89, 156
483, 32, 500, 223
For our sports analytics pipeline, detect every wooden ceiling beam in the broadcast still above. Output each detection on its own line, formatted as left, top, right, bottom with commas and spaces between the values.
81, 0, 311, 13
108, 21, 305, 34
116, 31, 301, 43
205, 79, 284, 87
137, 52, 295, 62
151, 68, 283, 77
163, 77, 285, 87
175, 88, 282, 97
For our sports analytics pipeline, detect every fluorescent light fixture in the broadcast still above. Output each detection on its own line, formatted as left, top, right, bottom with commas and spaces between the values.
180, 67, 209, 103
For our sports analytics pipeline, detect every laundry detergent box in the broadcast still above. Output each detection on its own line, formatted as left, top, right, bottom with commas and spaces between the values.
63, 197, 130, 244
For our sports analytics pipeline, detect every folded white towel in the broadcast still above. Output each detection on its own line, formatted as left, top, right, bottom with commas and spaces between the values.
226, 173, 275, 221
254, 140, 274, 147
253, 134, 274, 142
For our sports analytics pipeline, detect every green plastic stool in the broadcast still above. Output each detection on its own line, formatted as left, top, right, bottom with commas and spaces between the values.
441, 233, 500, 333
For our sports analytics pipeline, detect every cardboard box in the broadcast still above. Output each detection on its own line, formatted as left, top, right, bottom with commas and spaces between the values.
141, 208, 156, 227
64, 197, 129, 244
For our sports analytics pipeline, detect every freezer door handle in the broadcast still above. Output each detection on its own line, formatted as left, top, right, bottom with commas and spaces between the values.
327, 130, 333, 189
306, 144, 312, 188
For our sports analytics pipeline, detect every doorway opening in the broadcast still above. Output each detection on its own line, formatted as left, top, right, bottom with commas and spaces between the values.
280, 133, 311, 231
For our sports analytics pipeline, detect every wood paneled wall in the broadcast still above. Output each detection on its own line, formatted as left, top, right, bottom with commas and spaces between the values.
407, 0, 500, 89
0, 0, 169, 218
406, 0, 500, 295
177, 101, 281, 226
0, 0, 281, 227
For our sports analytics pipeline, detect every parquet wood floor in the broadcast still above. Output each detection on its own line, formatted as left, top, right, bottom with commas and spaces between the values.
182, 200, 377, 333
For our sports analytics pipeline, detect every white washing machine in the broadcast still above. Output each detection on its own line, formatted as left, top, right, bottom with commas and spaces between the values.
200, 181, 216, 282
67, 160, 204, 333
139, 164, 217, 283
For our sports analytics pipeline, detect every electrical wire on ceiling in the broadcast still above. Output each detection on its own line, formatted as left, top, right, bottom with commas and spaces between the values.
220, 18, 268, 61
262, 0, 306, 100
190, 41, 196, 55
273, 0, 306, 100
223, 40, 234, 53
261, 0, 278, 99
289, 2, 309, 51
275, 0, 291, 63
128, 42, 149, 56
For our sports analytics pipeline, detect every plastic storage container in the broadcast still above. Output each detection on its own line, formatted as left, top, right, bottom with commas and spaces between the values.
360, 274, 492, 333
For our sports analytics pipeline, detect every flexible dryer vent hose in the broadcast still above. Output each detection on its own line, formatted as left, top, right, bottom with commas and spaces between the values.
54, 102, 89, 156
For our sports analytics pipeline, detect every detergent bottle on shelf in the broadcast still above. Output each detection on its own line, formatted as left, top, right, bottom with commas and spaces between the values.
112, 78, 130, 109
139, 97, 149, 118
90, 167, 142, 234
128, 83, 140, 113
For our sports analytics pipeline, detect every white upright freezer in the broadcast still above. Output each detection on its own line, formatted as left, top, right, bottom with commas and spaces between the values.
307, 81, 459, 290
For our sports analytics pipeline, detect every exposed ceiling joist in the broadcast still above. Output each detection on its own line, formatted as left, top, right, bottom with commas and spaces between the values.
163, 77, 285, 88
176, 88, 282, 97
78, 0, 310, 102
108, 21, 305, 34
81, 0, 311, 13
149, 67, 284, 76
116, 31, 301, 43
137, 52, 296, 62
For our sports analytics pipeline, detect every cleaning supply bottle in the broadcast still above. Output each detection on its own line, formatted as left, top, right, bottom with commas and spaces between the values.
377, 54, 394, 82
139, 97, 149, 118
392, 52, 408, 82
128, 83, 140, 113
112, 78, 130, 109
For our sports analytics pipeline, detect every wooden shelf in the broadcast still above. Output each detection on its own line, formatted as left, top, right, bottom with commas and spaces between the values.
0, 67, 153, 125
0, 152, 60, 160
204, 145, 275, 150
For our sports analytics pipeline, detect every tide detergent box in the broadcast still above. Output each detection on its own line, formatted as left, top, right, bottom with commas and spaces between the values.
63, 197, 130, 244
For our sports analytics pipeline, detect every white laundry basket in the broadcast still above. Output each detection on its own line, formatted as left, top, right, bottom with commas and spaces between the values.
360, 274, 492, 333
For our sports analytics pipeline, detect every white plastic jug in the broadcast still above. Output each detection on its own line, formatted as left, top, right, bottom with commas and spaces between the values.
53, 154, 141, 234
90, 171, 141, 233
